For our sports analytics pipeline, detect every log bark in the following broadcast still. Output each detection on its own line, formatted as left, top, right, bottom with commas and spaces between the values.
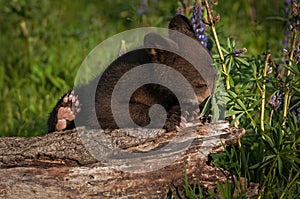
0, 122, 258, 198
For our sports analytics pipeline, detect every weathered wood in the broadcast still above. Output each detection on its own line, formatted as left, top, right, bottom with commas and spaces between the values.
0, 122, 258, 198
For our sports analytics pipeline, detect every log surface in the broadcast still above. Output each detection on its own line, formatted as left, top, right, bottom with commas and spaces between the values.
0, 122, 257, 198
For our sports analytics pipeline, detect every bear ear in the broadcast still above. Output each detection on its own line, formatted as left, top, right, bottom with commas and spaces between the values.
143, 32, 179, 58
168, 15, 196, 38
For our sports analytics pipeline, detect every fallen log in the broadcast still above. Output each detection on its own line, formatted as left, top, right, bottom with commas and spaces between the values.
0, 121, 258, 198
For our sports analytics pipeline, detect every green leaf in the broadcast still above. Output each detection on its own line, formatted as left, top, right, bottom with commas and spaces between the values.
231, 112, 244, 124
249, 162, 260, 169
199, 96, 211, 118
226, 109, 243, 117
262, 134, 275, 149
235, 57, 250, 66
228, 90, 237, 98
236, 98, 247, 110
277, 156, 283, 176
286, 154, 300, 165
0, 65, 4, 91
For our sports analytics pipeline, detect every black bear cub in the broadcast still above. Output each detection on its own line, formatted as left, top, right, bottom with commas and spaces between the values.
47, 15, 214, 133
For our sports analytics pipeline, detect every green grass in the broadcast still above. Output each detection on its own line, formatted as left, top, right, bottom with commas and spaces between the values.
0, 0, 174, 136
1, 0, 299, 198
0, 0, 285, 136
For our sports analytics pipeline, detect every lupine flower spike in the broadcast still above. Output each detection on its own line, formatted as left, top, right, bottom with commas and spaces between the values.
191, 3, 208, 49
233, 48, 247, 57
137, 0, 149, 15
273, 0, 300, 125
269, 91, 284, 110
291, 104, 300, 124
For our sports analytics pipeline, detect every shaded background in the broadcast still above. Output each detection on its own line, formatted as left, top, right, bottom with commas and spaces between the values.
0, 0, 285, 136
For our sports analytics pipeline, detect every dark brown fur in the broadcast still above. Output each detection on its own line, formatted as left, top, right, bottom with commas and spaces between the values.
47, 15, 214, 133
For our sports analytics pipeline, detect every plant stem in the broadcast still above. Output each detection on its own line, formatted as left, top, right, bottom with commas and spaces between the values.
204, 0, 237, 127
282, 90, 291, 128
269, 109, 273, 125
282, 30, 297, 127
261, 53, 271, 132
204, 0, 230, 90
287, 30, 297, 75
279, 170, 300, 199
259, 155, 278, 197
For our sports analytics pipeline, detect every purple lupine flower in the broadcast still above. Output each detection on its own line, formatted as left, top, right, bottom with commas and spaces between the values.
289, 1, 300, 125
267, 65, 273, 74
233, 48, 247, 57
269, 91, 284, 110
137, 0, 149, 15
282, 0, 293, 48
275, 1, 300, 125
283, 0, 300, 42
190, 3, 208, 48
291, 104, 300, 125
294, 41, 300, 66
